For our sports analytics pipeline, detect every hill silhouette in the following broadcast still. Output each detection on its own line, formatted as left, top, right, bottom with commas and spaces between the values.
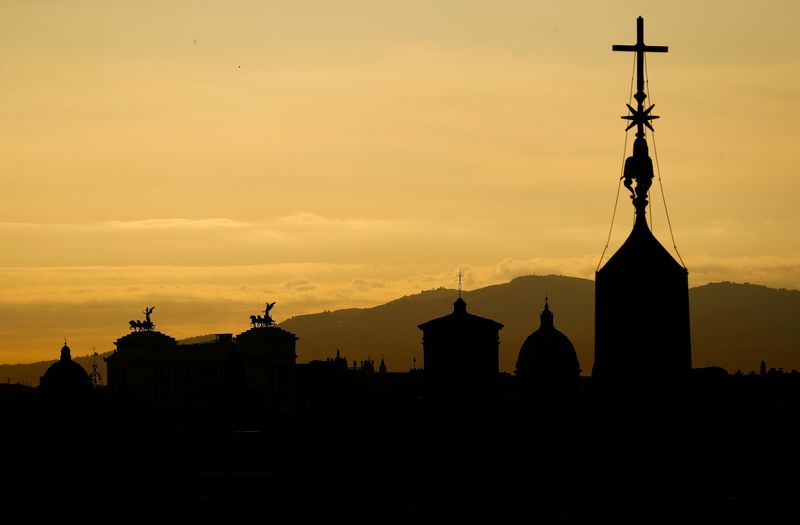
3, 276, 799, 383
280, 275, 800, 374
280, 275, 591, 373
690, 281, 800, 373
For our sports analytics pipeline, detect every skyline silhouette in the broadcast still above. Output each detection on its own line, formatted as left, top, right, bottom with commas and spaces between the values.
4, 281, 800, 519
4, 276, 800, 384
2, 3, 800, 363
2, 10, 800, 518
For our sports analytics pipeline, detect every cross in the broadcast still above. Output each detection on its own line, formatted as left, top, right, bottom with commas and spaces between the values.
613, 16, 668, 138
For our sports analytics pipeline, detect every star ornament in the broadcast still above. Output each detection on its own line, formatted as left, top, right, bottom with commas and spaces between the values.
621, 103, 660, 131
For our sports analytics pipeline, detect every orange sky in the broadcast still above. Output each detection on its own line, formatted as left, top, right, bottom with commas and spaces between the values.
1, 1, 799, 364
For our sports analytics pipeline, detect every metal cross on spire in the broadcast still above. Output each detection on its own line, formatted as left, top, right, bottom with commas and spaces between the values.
613, 16, 668, 138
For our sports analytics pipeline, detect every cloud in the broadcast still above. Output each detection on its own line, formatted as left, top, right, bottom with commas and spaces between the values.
351, 278, 389, 290
284, 277, 315, 292
276, 211, 475, 236
0, 214, 390, 236
3, 253, 798, 312
0, 218, 254, 231
0, 213, 483, 267
278, 212, 374, 228
101, 218, 253, 230
685, 254, 800, 290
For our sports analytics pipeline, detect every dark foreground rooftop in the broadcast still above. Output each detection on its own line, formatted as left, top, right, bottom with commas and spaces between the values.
1, 372, 799, 520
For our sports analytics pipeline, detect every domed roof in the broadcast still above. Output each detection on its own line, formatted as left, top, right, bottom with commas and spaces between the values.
40, 340, 92, 396
516, 299, 579, 381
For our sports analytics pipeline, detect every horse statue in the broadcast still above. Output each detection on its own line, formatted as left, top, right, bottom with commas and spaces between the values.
249, 302, 277, 328
250, 315, 263, 327
129, 306, 156, 332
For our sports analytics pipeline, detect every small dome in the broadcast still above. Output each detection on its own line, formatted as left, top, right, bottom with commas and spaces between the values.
516, 299, 579, 381
40, 340, 92, 400
453, 297, 467, 315
60, 340, 71, 360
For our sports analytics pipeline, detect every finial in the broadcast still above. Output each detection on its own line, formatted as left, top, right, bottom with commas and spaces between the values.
615, 18, 666, 217
613, 17, 668, 138
457, 268, 463, 298
540, 295, 554, 328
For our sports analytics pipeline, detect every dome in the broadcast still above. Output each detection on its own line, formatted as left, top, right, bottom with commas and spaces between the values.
40, 340, 92, 399
516, 300, 580, 381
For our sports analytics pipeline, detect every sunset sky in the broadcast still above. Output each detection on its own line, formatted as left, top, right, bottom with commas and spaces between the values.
1, 1, 799, 364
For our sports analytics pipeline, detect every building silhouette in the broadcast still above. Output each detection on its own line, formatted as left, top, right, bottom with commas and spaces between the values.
39, 340, 92, 403
515, 298, 579, 402
235, 323, 298, 409
418, 295, 503, 404
106, 329, 181, 404
593, 18, 691, 388
105, 306, 297, 409
295, 348, 418, 416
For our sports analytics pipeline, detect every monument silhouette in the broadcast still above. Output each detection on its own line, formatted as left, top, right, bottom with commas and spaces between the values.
593, 17, 691, 388
105, 302, 297, 409
235, 302, 298, 409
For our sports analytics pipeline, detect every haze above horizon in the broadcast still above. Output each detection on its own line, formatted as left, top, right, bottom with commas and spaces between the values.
2, 1, 799, 362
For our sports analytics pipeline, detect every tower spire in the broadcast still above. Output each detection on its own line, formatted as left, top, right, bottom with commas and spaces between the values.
613, 17, 669, 218
594, 18, 691, 387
